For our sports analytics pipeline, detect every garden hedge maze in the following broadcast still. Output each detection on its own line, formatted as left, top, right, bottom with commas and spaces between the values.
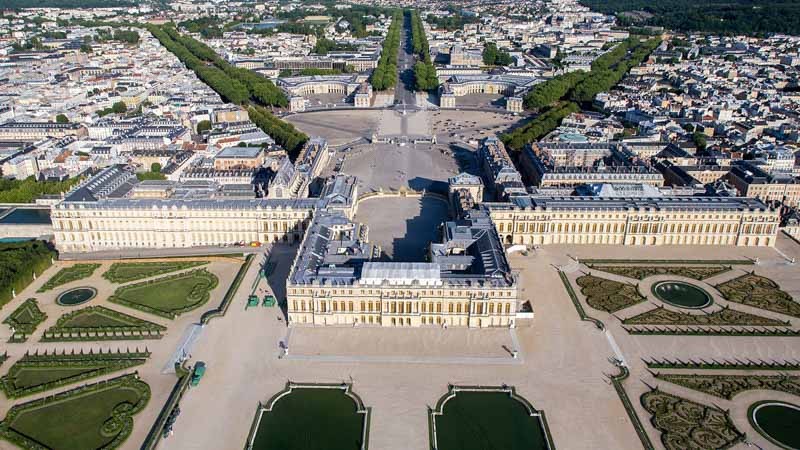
640, 388, 744, 450
716, 273, 800, 318
576, 275, 646, 312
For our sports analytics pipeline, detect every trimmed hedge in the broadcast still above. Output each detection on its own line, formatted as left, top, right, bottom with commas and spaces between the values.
3, 298, 46, 342
0, 349, 150, 398
0, 373, 150, 450
201, 254, 255, 324
109, 269, 218, 319
43, 305, 166, 342
37, 264, 100, 292
102, 260, 209, 284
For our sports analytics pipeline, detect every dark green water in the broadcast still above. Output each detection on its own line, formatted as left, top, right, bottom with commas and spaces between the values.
753, 403, 800, 449
652, 281, 712, 309
57, 288, 96, 306
252, 388, 364, 450
0, 208, 51, 224
434, 391, 548, 450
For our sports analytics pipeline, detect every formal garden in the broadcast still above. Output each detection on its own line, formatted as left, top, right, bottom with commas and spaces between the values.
0, 374, 150, 450
108, 269, 218, 319
567, 263, 800, 334
0, 349, 150, 398
102, 260, 209, 284
654, 372, 800, 400
716, 273, 800, 318
588, 264, 731, 281
248, 383, 370, 450
2, 298, 46, 342
576, 275, 646, 313
37, 263, 100, 292
42, 306, 167, 341
640, 388, 745, 450
622, 305, 789, 327
428, 386, 554, 450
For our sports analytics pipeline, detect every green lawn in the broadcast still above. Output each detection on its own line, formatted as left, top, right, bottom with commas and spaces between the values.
37, 264, 100, 292
433, 391, 549, 450
252, 388, 366, 450
43, 306, 166, 342
1, 375, 150, 450
1, 351, 149, 398
109, 269, 218, 319
102, 260, 208, 283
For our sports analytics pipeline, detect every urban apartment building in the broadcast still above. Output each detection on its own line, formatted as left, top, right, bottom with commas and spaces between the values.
0, 121, 87, 141
286, 209, 519, 328
520, 142, 664, 187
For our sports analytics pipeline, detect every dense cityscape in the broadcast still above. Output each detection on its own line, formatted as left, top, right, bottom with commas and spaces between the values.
0, 0, 799, 449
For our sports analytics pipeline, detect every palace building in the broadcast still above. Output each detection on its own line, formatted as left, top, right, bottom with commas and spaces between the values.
286, 209, 519, 328
485, 195, 779, 247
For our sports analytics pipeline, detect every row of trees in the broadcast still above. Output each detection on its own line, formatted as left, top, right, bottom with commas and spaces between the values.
370, 11, 402, 91
580, 0, 800, 36
482, 42, 514, 66
148, 24, 287, 107
0, 241, 55, 308
248, 106, 308, 159
408, 10, 438, 92
501, 103, 580, 151
523, 37, 660, 109
0, 176, 81, 204
311, 37, 357, 55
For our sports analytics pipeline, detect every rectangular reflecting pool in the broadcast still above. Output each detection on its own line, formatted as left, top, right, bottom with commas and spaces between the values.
0, 208, 52, 224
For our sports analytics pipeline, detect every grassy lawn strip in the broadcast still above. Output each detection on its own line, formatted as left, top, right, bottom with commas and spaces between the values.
0, 374, 150, 450
109, 269, 218, 319
37, 264, 100, 292
0, 349, 149, 398
102, 260, 209, 284
2, 299, 46, 343
42, 306, 166, 342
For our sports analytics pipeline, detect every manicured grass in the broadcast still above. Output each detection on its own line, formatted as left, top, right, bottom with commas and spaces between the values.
109, 269, 218, 319
0, 350, 149, 398
433, 391, 549, 450
0, 374, 150, 450
37, 264, 100, 292
103, 260, 209, 284
252, 387, 366, 450
2, 298, 46, 342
